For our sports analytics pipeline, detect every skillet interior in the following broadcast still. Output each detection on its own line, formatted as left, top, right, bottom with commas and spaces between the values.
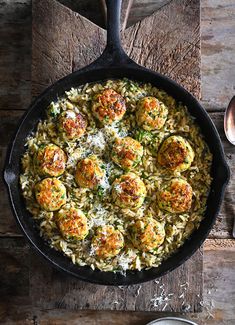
4, 64, 230, 285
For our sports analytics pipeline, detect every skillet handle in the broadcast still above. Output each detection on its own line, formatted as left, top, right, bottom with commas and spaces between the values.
105, 0, 124, 57
86, 0, 138, 69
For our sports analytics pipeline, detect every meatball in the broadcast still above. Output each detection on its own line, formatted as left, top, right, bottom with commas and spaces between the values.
136, 96, 168, 130
75, 155, 105, 190
91, 225, 124, 259
56, 206, 89, 241
35, 178, 66, 211
112, 173, 146, 209
58, 110, 87, 140
34, 144, 67, 177
157, 135, 195, 172
92, 88, 126, 125
111, 137, 143, 170
130, 218, 165, 252
157, 178, 193, 213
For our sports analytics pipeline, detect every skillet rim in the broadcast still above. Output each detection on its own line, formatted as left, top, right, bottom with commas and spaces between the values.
3, 62, 230, 285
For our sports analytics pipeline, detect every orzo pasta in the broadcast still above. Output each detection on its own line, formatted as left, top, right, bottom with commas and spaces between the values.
20, 79, 212, 272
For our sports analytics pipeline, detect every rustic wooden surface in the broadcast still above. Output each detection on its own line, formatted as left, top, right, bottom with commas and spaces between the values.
29, 249, 202, 312
32, 0, 201, 99
31, 0, 203, 313
0, 0, 235, 323
122, 0, 201, 99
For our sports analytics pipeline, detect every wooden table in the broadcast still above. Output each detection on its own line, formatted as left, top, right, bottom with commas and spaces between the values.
0, 0, 235, 324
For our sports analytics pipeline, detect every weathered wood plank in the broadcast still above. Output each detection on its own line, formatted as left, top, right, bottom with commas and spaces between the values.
31, 0, 106, 97
57, 0, 133, 31
54, 0, 170, 30
0, 239, 234, 324
120, 0, 134, 31
0, 238, 31, 324
0, 0, 31, 111
122, 0, 201, 99
208, 113, 235, 239
200, 239, 235, 324
58, 0, 105, 28
28, 247, 202, 312
127, 0, 172, 27
31, 0, 201, 101
123, 0, 235, 111
0, 110, 24, 236
201, 0, 235, 110
204, 238, 235, 250
0, 238, 30, 299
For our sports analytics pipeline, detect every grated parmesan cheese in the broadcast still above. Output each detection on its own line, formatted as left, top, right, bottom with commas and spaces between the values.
90, 204, 109, 227
86, 131, 106, 153
150, 283, 173, 310
66, 110, 76, 118
117, 254, 131, 271
100, 175, 111, 191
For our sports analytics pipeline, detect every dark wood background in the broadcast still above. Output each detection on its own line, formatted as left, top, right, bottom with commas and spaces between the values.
0, 0, 235, 324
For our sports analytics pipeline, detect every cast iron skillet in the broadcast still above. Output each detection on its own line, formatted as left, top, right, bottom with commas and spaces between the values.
4, 0, 230, 285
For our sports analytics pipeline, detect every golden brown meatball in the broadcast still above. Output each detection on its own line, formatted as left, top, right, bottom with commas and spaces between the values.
92, 88, 126, 125
157, 135, 195, 172
91, 225, 124, 259
111, 137, 143, 170
58, 110, 87, 140
136, 96, 168, 130
34, 144, 67, 177
112, 173, 146, 209
75, 155, 105, 190
157, 178, 193, 213
129, 218, 165, 252
35, 178, 66, 211
56, 206, 89, 241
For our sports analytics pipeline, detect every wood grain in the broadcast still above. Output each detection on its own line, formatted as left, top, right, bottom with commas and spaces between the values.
127, 0, 172, 28
31, 0, 201, 101
0, 0, 31, 111
0, 239, 234, 324
0, 111, 24, 236
123, 0, 201, 99
201, 0, 235, 110
0, 0, 235, 323
208, 113, 235, 239
0, 238, 29, 298
31, 0, 106, 97
28, 248, 202, 312
58, 0, 105, 28
123, 0, 235, 111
